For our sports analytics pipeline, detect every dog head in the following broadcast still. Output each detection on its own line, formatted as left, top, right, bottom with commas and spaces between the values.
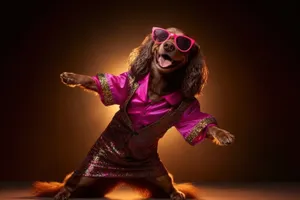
152, 27, 190, 73
129, 27, 208, 98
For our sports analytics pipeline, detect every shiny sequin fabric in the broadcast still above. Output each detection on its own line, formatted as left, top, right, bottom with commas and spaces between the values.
75, 101, 193, 178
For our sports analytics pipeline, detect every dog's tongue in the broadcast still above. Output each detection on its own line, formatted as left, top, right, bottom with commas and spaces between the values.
158, 56, 172, 68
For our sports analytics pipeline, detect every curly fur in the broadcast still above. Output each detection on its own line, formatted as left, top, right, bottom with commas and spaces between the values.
128, 31, 208, 98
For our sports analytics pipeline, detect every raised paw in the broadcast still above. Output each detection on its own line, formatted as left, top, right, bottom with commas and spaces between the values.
208, 126, 235, 146
170, 190, 186, 200
54, 187, 71, 200
60, 72, 79, 87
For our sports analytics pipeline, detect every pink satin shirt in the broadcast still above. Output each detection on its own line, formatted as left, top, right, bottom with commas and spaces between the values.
93, 71, 217, 145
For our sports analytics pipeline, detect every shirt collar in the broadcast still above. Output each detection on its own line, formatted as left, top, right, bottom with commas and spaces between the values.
138, 73, 183, 106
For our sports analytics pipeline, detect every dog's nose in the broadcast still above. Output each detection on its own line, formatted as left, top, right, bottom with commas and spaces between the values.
163, 41, 175, 52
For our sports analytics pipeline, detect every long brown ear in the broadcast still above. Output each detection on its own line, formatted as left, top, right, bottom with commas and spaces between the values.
182, 44, 208, 98
128, 34, 154, 81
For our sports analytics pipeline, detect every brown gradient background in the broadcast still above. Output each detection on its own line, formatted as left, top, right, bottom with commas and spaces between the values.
1, 2, 298, 183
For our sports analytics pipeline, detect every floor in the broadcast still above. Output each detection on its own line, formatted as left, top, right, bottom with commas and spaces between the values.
0, 182, 300, 200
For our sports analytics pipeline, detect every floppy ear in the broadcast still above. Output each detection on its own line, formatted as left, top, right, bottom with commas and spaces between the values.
182, 44, 208, 98
128, 34, 154, 81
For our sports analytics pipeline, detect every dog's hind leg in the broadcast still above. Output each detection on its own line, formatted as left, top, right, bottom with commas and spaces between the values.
53, 174, 97, 200
148, 174, 185, 199
144, 173, 200, 200
54, 173, 120, 200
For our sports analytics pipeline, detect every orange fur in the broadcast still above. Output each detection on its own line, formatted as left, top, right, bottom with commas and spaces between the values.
32, 172, 73, 197
124, 182, 152, 199
169, 173, 201, 200
175, 182, 201, 199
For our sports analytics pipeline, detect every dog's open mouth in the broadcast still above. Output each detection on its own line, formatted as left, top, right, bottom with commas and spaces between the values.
157, 54, 175, 68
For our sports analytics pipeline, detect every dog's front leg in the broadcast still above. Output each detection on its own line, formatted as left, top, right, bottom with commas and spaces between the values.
206, 125, 235, 146
60, 72, 98, 93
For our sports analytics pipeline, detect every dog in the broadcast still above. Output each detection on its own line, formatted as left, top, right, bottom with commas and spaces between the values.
32, 27, 235, 200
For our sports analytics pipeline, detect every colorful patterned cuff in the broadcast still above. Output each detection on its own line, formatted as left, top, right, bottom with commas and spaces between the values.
95, 73, 115, 106
185, 117, 217, 145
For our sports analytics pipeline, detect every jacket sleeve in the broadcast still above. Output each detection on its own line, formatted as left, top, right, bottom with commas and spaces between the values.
92, 71, 130, 106
174, 99, 218, 145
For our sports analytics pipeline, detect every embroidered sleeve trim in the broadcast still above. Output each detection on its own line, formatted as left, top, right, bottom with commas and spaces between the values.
185, 117, 217, 145
97, 73, 114, 106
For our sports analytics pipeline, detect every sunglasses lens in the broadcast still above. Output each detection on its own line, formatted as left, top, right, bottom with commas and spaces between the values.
176, 36, 192, 51
153, 29, 169, 42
